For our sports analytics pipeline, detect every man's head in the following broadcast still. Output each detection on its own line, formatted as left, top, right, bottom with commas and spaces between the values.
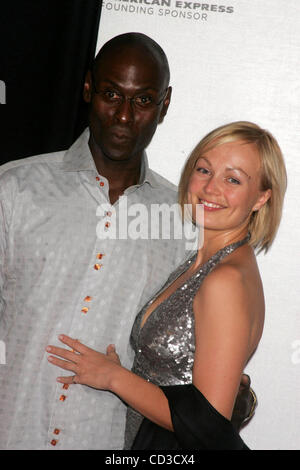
83, 33, 171, 163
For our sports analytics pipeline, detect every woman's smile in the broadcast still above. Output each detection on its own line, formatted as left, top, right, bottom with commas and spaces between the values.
199, 198, 226, 210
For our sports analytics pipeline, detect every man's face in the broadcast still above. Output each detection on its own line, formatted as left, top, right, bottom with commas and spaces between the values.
83, 47, 171, 163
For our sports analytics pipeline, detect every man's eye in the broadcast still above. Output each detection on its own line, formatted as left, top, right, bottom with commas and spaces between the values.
135, 95, 153, 106
104, 91, 121, 101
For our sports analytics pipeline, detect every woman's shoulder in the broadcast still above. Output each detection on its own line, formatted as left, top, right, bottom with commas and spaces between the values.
193, 246, 264, 348
206, 245, 252, 286
193, 262, 253, 354
208, 244, 260, 290
196, 261, 248, 309
195, 245, 262, 314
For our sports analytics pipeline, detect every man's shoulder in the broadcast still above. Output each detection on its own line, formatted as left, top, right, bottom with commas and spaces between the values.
148, 169, 178, 194
0, 150, 65, 176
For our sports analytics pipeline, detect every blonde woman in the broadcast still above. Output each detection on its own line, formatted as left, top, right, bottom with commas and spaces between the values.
47, 121, 287, 450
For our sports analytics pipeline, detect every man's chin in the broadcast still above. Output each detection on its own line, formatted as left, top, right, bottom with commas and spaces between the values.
103, 150, 137, 162
101, 142, 142, 162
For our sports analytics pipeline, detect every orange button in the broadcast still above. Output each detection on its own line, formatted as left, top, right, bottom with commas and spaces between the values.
59, 395, 67, 402
53, 428, 60, 435
81, 307, 89, 314
94, 263, 102, 270
62, 384, 69, 390
51, 439, 58, 446
96, 176, 100, 181
84, 296, 92, 302
96, 253, 104, 259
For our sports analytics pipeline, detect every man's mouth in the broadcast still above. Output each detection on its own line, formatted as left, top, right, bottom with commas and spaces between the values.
110, 126, 133, 141
111, 132, 132, 142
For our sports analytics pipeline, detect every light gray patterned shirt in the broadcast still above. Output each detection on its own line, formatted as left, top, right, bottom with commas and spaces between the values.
0, 128, 188, 450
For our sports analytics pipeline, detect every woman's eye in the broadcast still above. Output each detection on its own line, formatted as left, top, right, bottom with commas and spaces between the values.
196, 167, 210, 175
227, 177, 241, 185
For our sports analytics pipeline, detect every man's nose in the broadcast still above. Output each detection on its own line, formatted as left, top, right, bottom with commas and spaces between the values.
114, 97, 134, 123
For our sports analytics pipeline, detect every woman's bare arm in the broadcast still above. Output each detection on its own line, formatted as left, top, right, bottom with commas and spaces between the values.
192, 264, 253, 419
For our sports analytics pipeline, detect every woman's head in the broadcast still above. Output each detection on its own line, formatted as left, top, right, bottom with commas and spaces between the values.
179, 121, 287, 253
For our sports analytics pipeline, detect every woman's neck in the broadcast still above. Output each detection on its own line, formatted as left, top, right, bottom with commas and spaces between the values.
193, 226, 249, 270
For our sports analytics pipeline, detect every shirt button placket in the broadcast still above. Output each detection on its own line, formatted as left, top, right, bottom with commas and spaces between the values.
49, 379, 71, 447
50, 427, 60, 446
96, 175, 105, 188
81, 294, 93, 315
49, 172, 109, 449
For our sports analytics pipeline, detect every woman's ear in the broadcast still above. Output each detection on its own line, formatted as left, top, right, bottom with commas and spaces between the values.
252, 188, 272, 212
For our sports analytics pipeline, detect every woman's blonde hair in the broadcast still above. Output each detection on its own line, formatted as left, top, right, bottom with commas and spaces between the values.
178, 121, 287, 253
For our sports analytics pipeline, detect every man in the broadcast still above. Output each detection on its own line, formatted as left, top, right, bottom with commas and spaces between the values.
0, 33, 254, 450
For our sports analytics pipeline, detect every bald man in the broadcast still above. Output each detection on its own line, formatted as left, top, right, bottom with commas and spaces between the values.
0, 33, 254, 450
0, 33, 190, 450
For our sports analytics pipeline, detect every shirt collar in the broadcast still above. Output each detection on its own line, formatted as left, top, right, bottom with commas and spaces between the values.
138, 152, 158, 188
61, 128, 97, 172
61, 127, 159, 188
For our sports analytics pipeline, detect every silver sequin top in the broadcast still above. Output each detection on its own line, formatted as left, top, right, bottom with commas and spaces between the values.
124, 235, 250, 449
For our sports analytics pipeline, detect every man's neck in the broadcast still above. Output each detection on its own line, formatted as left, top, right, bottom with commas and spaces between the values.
88, 136, 143, 205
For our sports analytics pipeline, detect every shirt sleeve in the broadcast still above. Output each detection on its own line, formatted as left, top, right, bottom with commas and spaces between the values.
0, 174, 13, 335
0, 201, 7, 328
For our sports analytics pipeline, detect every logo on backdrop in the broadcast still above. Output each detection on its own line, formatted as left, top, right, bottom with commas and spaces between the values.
0, 80, 6, 104
102, 0, 234, 22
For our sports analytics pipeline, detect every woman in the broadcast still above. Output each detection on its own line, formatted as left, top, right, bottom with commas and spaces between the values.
46, 121, 287, 449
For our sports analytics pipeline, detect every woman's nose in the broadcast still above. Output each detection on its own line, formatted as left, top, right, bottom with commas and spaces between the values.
203, 175, 221, 195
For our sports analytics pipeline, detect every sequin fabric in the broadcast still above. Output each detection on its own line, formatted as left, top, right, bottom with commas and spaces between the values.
124, 235, 250, 449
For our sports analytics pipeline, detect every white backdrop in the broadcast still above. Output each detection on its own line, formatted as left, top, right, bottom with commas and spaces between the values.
97, 0, 300, 449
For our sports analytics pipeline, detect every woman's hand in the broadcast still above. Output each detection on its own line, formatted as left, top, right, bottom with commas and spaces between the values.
46, 335, 122, 390
47, 336, 173, 432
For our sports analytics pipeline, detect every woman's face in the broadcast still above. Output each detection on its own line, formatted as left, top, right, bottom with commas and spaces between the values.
187, 140, 271, 233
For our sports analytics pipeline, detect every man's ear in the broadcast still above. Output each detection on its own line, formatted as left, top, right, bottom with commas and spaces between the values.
159, 86, 172, 124
83, 70, 92, 103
